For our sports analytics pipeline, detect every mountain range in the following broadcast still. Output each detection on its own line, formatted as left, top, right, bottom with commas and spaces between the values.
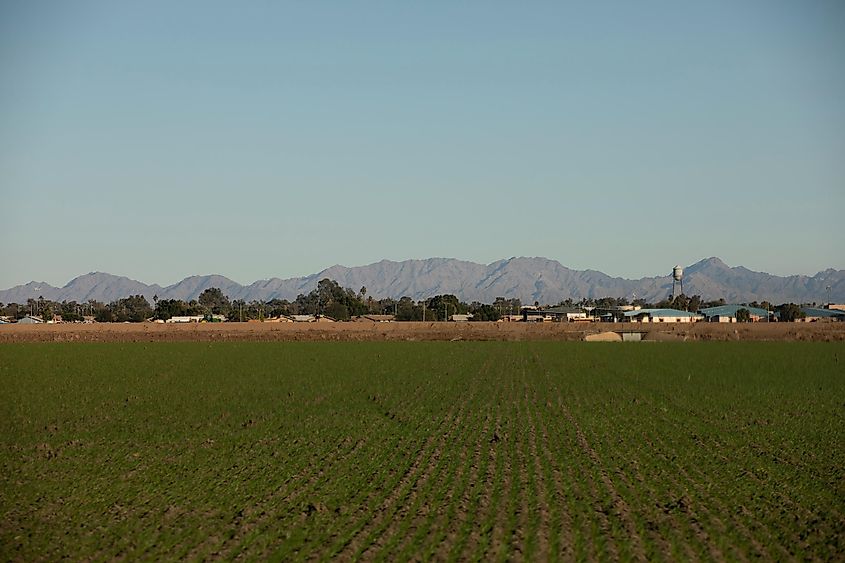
1, 257, 842, 306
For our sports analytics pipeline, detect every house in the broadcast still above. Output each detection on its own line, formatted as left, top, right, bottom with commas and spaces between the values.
699, 304, 771, 323
520, 306, 551, 322
542, 306, 589, 322
17, 315, 44, 324
590, 305, 640, 322
622, 309, 702, 323
263, 316, 294, 323
352, 314, 396, 323
291, 315, 316, 322
165, 316, 204, 323
450, 314, 474, 322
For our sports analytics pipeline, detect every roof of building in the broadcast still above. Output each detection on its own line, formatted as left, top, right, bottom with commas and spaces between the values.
543, 306, 585, 314
699, 304, 770, 318
450, 313, 474, 321
623, 308, 702, 318
801, 307, 845, 318
352, 314, 396, 322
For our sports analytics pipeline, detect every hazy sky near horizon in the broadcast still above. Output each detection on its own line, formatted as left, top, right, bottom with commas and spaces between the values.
1, 1, 843, 288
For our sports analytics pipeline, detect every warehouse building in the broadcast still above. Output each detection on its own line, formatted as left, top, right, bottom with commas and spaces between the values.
799, 307, 845, 322
699, 304, 771, 323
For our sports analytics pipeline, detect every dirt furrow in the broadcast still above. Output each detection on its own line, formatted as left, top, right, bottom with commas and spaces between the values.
485, 377, 519, 561
335, 395, 470, 560
503, 379, 532, 561
637, 397, 798, 561
533, 397, 575, 559
522, 380, 552, 561
534, 353, 598, 560
376, 408, 471, 560
189, 436, 366, 560
557, 399, 646, 561
459, 407, 504, 560
644, 431, 771, 561
364, 358, 494, 559
432, 408, 493, 560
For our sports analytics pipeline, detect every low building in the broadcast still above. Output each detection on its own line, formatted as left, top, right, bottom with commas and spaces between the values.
699, 304, 771, 323
165, 316, 204, 323
263, 316, 294, 323
800, 307, 845, 322
17, 315, 44, 324
622, 309, 702, 323
542, 306, 589, 322
352, 315, 396, 323
450, 314, 474, 322
520, 306, 550, 322
590, 305, 640, 322
291, 315, 316, 322
826, 304, 845, 312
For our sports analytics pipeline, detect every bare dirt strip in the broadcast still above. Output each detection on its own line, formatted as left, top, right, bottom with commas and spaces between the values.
2, 320, 844, 343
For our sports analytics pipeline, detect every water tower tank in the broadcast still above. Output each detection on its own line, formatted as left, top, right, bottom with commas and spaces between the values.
672, 265, 683, 281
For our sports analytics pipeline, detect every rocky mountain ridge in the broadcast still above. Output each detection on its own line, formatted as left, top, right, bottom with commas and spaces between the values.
1, 257, 842, 306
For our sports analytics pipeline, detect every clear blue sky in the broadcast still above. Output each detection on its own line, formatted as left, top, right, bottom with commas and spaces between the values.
2, 1, 843, 288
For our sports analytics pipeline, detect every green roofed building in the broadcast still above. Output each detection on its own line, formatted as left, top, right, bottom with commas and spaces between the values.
699, 304, 771, 323
800, 307, 845, 321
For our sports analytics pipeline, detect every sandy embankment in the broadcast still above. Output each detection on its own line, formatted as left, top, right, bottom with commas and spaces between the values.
1, 321, 844, 343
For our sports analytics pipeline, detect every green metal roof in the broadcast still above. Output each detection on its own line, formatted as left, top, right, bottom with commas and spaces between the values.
801, 307, 845, 318
699, 305, 770, 318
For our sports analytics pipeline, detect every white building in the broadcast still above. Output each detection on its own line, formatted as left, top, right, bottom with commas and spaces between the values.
622, 309, 702, 323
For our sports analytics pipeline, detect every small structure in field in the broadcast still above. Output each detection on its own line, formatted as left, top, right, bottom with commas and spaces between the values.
450, 314, 474, 322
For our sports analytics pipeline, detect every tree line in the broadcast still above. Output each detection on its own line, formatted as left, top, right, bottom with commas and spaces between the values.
0, 279, 812, 322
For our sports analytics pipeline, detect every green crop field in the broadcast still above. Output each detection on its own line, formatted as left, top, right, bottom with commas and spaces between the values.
1, 342, 843, 561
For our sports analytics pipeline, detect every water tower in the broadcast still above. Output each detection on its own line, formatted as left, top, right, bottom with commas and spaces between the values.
672, 265, 684, 298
